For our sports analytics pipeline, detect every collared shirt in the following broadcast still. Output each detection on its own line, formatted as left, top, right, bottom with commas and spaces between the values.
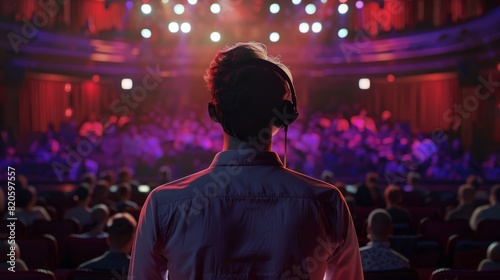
360, 241, 409, 271
129, 150, 363, 280
78, 251, 130, 272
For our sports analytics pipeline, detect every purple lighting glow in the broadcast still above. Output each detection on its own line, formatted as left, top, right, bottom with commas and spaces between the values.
355, 1, 364, 9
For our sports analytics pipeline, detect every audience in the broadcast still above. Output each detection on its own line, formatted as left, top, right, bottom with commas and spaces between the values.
478, 242, 500, 271
90, 180, 115, 210
360, 209, 409, 271
384, 185, 412, 227
64, 184, 93, 227
445, 184, 476, 221
0, 241, 28, 271
78, 212, 136, 272
469, 184, 500, 230
3, 186, 50, 225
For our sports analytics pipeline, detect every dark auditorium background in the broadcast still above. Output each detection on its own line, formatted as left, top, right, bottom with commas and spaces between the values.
0, 0, 500, 279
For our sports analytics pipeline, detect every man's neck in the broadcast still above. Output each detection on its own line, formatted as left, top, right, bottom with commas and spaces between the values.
223, 134, 272, 151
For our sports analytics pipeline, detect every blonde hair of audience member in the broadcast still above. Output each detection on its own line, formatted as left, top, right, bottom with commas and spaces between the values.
478, 241, 500, 271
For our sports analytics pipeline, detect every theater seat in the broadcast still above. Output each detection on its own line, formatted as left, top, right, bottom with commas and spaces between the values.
419, 218, 471, 249
63, 236, 110, 268
0, 269, 55, 280
67, 269, 128, 280
476, 219, 500, 239
430, 268, 500, 280
363, 268, 419, 280
447, 235, 492, 269
0, 220, 28, 237
14, 235, 58, 270
31, 219, 81, 241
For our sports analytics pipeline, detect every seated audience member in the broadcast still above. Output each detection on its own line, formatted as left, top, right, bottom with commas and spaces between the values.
384, 185, 412, 226
355, 172, 382, 207
466, 175, 488, 201
115, 183, 139, 213
117, 167, 140, 192
72, 204, 109, 238
404, 172, 428, 202
100, 170, 116, 186
470, 184, 500, 230
445, 184, 476, 221
478, 242, 500, 271
360, 209, 409, 271
3, 187, 50, 225
0, 241, 28, 271
81, 172, 97, 189
78, 213, 136, 272
64, 184, 93, 227
90, 180, 115, 209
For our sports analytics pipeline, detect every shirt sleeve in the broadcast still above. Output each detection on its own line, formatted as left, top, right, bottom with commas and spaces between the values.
128, 191, 168, 280
325, 196, 364, 280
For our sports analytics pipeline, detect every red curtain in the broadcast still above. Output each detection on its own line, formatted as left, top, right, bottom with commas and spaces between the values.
362, 74, 461, 133
72, 81, 101, 124
72, 0, 126, 34
18, 79, 70, 135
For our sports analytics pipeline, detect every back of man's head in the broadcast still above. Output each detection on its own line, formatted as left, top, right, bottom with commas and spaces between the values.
384, 185, 402, 206
458, 184, 476, 205
490, 184, 500, 205
487, 241, 500, 262
91, 204, 110, 227
117, 182, 131, 200
107, 213, 137, 252
367, 209, 392, 241
204, 42, 292, 142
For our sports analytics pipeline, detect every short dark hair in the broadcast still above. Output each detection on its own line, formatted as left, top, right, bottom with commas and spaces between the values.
107, 213, 136, 249
16, 188, 34, 208
204, 42, 291, 141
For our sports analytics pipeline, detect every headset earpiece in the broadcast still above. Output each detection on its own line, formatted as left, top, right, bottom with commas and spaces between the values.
273, 100, 298, 128
208, 102, 219, 123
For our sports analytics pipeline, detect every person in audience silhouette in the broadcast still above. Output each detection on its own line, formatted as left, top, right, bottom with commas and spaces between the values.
360, 209, 409, 271
72, 204, 109, 238
3, 186, 50, 225
478, 241, 500, 271
64, 183, 93, 227
115, 182, 139, 213
78, 212, 136, 272
445, 184, 476, 221
90, 180, 116, 211
355, 172, 381, 207
470, 184, 500, 230
384, 185, 412, 232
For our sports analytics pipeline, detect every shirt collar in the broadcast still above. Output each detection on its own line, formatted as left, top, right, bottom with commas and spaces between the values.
367, 241, 391, 248
210, 150, 284, 167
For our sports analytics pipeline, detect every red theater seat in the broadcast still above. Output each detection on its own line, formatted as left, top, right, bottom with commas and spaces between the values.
447, 235, 493, 269
430, 268, 500, 280
67, 270, 128, 280
15, 235, 59, 270
0, 220, 28, 237
63, 236, 110, 268
419, 218, 471, 249
476, 219, 500, 239
408, 206, 442, 231
0, 269, 55, 280
31, 219, 81, 240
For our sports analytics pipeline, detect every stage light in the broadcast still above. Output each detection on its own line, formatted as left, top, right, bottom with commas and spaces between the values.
92, 75, 100, 83
299, 22, 309, 33
141, 4, 152, 14
188, 0, 198, 5
292, 0, 302, 5
161, 0, 169, 3
141, 28, 152, 38
65, 108, 73, 117
125, 1, 133, 9
338, 3, 348, 14
497, 62, 500, 72
305, 4, 316, 15
64, 83, 71, 92
355, 1, 364, 9
168, 22, 179, 33
270, 3, 280, 14
174, 4, 185, 14
387, 74, 395, 82
359, 78, 370, 90
269, 32, 280, 42
321, 0, 328, 3
210, 3, 221, 14
180, 22, 191, 33
121, 78, 133, 90
210, 31, 221, 42
311, 22, 322, 33
338, 28, 348, 38
339, 0, 347, 3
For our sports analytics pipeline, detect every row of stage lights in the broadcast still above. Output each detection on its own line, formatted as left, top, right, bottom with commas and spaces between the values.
137, 0, 364, 42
